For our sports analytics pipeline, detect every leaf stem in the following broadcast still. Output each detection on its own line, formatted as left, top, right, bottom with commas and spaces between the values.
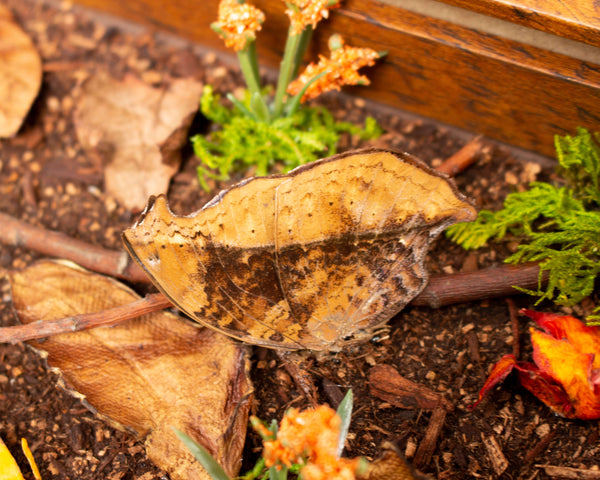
273, 27, 308, 118
237, 43, 269, 120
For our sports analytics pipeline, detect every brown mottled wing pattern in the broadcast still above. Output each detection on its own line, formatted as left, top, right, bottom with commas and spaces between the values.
122, 149, 476, 350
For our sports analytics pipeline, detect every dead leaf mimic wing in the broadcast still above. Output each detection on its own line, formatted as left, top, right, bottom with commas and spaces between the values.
123, 149, 476, 350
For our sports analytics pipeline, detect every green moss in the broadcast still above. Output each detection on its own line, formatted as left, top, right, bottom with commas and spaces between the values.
192, 85, 382, 190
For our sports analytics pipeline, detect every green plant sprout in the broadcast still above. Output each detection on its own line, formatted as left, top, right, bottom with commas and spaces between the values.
175, 390, 367, 480
446, 128, 600, 322
193, 0, 385, 190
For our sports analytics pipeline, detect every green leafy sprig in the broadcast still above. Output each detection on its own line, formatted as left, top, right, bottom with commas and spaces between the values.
195, 0, 384, 190
193, 86, 381, 190
446, 128, 600, 321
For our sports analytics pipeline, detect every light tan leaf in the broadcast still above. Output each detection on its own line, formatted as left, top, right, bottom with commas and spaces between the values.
74, 74, 203, 210
0, 5, 42, 138
8, 260, 253, 480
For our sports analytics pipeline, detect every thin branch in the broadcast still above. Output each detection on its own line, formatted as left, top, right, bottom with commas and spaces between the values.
436, 135, 484, 176
0, 212, 148, 283
412, 263, 546, 308
0, 262, 545, 343
0, 293, 172, 344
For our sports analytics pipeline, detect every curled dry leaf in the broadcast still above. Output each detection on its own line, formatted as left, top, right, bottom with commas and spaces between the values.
0, 5, 42, 138
473, 309, 600, 420
7, 260, 253, 480
74, 74, 203, 210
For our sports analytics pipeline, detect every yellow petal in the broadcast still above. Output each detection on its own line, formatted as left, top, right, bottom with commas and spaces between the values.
21, 439, 41, 480
0, 437, 25, 480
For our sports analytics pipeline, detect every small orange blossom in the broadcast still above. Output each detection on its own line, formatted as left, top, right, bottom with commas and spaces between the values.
287, 35, 380, 103
285, 0, 342, 36
253, 405, 362, 480
212, 0, 265, 51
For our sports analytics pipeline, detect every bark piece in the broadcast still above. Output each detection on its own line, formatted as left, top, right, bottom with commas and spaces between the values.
8, 260, 253, 480
369, 364, 450, 410
0, 5, 42, 137
74, 74, 203, 210
482, 434, 508, 476
413, 407, 447, 469
536, 465, 600, 479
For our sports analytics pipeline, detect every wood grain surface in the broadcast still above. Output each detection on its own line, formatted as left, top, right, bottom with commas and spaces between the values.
72, 0, 600, 157
436, 0, 600, 47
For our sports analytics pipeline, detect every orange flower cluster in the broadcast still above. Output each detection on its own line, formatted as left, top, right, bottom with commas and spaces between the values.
287, 36, 380, 102
213, 0, 265, 51
256, 405, 361, 480
473, 309, 600, 420
285, 0, 341, 36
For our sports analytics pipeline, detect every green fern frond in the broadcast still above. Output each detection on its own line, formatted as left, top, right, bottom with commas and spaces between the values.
555, 127, 600, 206
447, 128, 600, 318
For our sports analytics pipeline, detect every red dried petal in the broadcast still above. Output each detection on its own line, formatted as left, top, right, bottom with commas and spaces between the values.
470, 354, 517, 409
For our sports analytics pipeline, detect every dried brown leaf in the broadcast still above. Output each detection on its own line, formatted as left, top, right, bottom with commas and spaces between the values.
0, 5, 42, 138
8, 260, 253, 480
74, 74, 203, 210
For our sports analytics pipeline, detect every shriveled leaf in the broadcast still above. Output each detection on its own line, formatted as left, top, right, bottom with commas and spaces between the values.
0, 5, 42, 138
473, 310, 600, 419
8, 260, 253, 480
74, 74, 203, 210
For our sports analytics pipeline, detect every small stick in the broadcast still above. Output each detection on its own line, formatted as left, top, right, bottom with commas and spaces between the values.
0, 293, 172, 344
435, 135, 484, 177
0, 212, 148, 283
0, 264, 546, 343
506, 298, 521, 358
524, 430, 556, 464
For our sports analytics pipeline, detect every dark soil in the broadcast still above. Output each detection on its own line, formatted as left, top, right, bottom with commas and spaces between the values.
1, 1, 599, 479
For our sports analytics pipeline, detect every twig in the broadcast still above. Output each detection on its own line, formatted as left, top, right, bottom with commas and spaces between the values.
412, 263, 547, 308
0, 293, 172, 344
0, 212, 148, 283
436, 135, 484, 176
1, 212, 546, 310
0, 210, 548, 342
413, 406, 447, 470
524, 430, 556, 464
506, 298, 521, 358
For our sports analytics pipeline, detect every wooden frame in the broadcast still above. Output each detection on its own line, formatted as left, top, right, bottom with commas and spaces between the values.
73, 0, 600, 157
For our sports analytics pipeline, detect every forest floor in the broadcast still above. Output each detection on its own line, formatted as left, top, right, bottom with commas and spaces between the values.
1, 1, 599, 479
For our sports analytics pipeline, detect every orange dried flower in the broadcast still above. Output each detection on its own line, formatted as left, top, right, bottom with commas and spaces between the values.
285, 0, 341, 36
258, 405, 361, 479
473, 309, 600, 420
213, 0, 265, 51
287, 36, 380, 102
